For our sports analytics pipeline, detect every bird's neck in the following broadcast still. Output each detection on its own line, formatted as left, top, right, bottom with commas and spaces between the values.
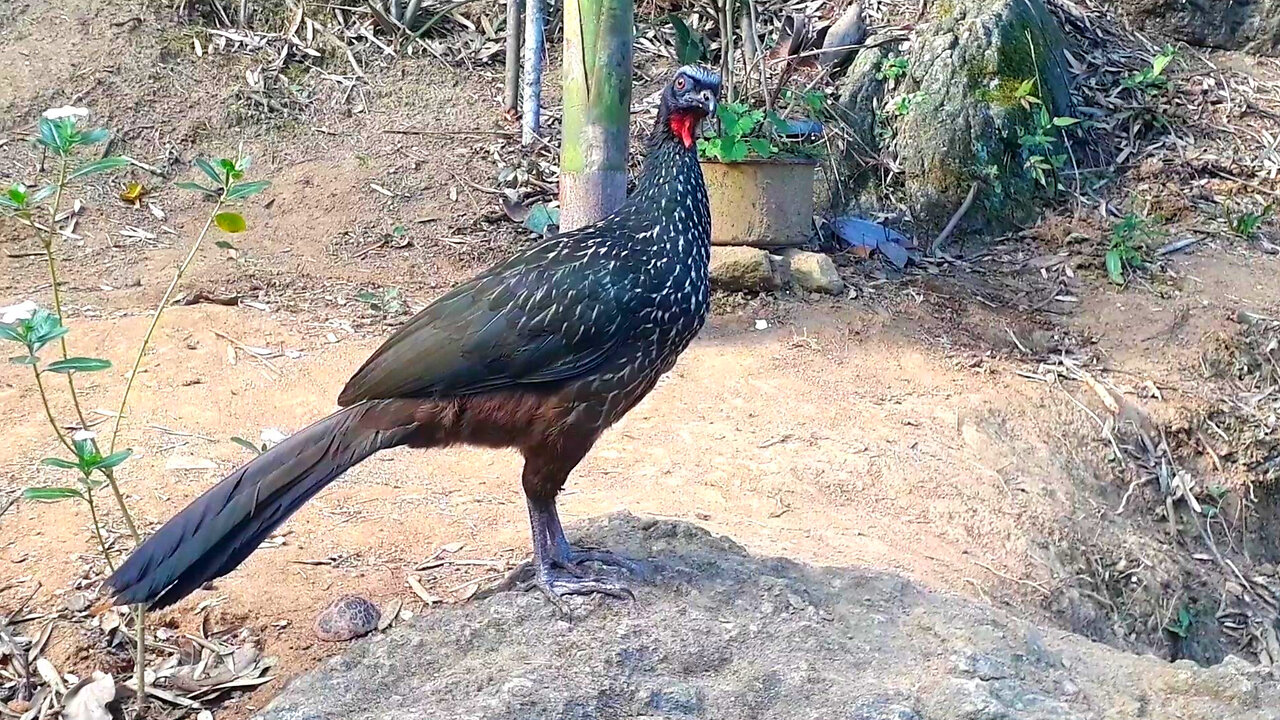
624, 104, 709, 235
625, 135, 710, 251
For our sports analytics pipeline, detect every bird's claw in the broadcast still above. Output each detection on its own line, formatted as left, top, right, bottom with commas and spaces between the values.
557, 547, 644, 576
521, 567, 636, 616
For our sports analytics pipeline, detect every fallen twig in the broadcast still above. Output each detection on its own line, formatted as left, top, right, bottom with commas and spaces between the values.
931, 182, 979, 256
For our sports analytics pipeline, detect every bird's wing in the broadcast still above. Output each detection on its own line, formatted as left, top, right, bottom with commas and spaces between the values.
336, 239, 634, 406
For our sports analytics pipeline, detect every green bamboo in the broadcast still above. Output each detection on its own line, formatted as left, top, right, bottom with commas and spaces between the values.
559, 0, 634, 230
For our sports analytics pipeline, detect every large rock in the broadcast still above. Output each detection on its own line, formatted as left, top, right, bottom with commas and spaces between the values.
257, 514, 1280, 720
709, 245, 784, 292
1105, 0, 1280, 55
781, 249, 844, 295
835, 0, 1072, 234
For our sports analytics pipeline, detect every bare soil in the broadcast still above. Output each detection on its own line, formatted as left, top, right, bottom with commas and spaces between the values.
3, 0, 1280, 717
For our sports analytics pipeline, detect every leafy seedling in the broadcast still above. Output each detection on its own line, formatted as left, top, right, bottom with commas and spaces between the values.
698, 103, 776, 162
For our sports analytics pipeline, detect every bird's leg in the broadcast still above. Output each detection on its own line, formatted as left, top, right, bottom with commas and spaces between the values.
528, 495, 642, 574
523, 495, 638, 610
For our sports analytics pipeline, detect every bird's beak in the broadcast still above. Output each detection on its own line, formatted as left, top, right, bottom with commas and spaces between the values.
700, 90, 718, 119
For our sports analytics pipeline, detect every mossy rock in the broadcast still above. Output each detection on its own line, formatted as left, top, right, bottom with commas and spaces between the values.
832, 0, 1074, 236
828, 45, 893, 214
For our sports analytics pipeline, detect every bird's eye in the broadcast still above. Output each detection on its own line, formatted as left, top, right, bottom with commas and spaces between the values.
675, 76, 687, 91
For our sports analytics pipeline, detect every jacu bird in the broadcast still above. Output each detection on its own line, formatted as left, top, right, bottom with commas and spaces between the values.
102, 65, 722, 612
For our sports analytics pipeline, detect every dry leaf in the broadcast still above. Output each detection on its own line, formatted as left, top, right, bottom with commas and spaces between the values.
119, 181, 147, 204
61, 672, 115, 720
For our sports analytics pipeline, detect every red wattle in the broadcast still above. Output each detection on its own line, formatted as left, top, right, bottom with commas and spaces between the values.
668, 112, 698, 149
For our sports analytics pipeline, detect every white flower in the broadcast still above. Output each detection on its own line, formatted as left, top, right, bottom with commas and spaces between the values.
72, 429, 97, 443
42, 106, 89, 120
1, 300, 38, 324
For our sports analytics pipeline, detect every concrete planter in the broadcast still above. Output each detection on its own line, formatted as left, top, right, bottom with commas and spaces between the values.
700, 157, 817, 247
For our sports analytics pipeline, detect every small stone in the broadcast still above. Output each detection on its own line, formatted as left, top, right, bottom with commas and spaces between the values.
710, 246, 783, 292
1258, 563, 1276, 576
314, 595, 381, 642
64, 592, 91, 613
781, 250, 844, 294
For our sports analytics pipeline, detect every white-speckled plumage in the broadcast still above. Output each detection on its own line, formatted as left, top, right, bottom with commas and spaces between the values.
97, 68, 725, 614
338, 66, 721, 434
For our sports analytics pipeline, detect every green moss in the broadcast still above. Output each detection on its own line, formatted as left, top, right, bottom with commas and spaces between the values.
976, 78, 1023, 107
994, 21, 1043, 84
935, 0, 955, 19
958, 12, 1061, 112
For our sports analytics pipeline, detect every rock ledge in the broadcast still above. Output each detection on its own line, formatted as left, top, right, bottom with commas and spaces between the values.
258, 513, 1279, 720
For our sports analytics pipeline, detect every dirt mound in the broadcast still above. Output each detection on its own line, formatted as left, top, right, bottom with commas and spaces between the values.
256, 513, 1279, 720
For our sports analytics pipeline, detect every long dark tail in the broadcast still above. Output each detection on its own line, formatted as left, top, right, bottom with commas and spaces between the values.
103, 400, 421, 609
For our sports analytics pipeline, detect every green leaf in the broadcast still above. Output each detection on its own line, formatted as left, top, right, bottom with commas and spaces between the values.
215, 211, 247, 233
1016, 78, 1036, 97
1151, 47, 1174, 76
67, 156, 131, 181
94, 449, 133, 470
737, 109, 764, 137
45, 356, 112, 373
668, 14, 705, 65
23, 486, 84, 502
225, 180, 270, 200
37, 118, 72, 154
218, 158, 238, 184
9, 355, 38, 365
195, 158, 224, 186
80, 128, 109, 145
1105, 249, 1125, 285
721, 138, 749, 162
29, 185, 57, 204
176, 181, 220, 197
6, 183, 27, 208
746, 138, 775, 159
30, 324, 69, 353
0, 323, 24, 343
215, 240, 237, 250
231, 436, 264, 455
237, 156, 253, 172
1052, 116, 1081, 127
40, 457, 80, 470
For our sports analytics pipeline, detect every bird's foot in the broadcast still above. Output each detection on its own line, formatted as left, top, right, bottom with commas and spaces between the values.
555, 546, 643, 576
521, 562, 635, 616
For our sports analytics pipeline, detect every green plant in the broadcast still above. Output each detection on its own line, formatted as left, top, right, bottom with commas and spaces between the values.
877, 57, 909, 82
667, 14, 705, 65
1226, 202, 1273, 239
888, 92, 916, 117
356, 286, 406, 315
0, 106, 270, 715
1105, 212, 1161, 285
231, 435, 267, 455
1165, 603, 1195, 638
1017, 104, 1080, 190
698, 102, 777, 161
1122, 45, 1176, 95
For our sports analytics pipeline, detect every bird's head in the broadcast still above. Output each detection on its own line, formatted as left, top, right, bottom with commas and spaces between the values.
660, 65, 721, 150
